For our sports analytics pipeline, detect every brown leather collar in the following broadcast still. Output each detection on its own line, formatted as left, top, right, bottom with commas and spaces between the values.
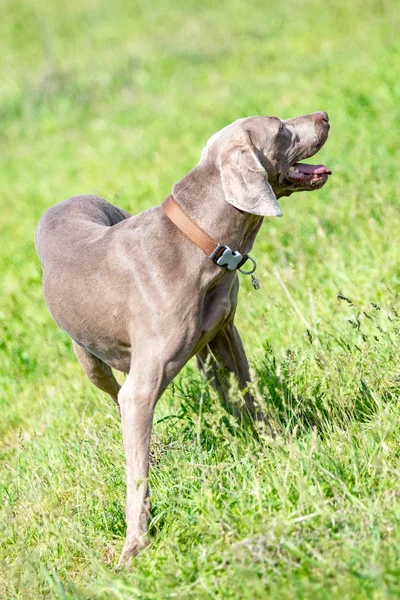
162, 195, 252, 271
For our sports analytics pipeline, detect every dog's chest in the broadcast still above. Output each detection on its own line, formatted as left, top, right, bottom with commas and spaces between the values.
201, 278, 237, 333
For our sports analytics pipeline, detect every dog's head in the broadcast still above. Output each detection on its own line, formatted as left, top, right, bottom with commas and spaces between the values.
201, 112, 331, 217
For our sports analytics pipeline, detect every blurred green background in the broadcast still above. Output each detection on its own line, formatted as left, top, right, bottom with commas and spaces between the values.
1, 1, 400, 598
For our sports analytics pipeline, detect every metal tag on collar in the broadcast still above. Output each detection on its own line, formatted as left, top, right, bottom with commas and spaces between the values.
251, 275, 260, 290
211, 245, 243, 271
238, 255, 260, 290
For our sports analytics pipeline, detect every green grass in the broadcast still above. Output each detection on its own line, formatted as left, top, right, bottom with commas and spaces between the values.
1, 0, 400, 597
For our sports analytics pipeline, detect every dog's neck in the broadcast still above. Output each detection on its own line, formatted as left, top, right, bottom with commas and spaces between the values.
172, 165, 263, 257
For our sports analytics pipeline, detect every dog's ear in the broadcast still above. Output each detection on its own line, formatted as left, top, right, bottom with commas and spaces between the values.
219, 143, 282, 217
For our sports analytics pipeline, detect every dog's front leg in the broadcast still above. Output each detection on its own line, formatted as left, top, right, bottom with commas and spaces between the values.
116, 346, 189, 566
117, 369, 160, 567
199, 322, 268, 426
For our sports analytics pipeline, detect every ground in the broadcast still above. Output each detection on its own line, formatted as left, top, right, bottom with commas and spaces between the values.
1, 0, 400, 598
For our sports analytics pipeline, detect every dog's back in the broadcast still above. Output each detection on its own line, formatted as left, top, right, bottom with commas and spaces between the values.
35, 195, 131, 269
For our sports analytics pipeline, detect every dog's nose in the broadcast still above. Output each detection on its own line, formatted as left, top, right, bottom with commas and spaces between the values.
316, 111, 329, 124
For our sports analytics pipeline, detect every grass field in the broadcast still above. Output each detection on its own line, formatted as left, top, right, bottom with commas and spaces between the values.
1, 0, 400, 597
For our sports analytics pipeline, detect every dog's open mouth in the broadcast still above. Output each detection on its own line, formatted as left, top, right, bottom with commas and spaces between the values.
286, 163, 332, 187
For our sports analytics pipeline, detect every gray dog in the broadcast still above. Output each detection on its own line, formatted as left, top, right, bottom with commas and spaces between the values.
35, 112, 331, 565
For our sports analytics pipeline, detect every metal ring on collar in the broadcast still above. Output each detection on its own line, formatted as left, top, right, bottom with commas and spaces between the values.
238, 255, 257, 275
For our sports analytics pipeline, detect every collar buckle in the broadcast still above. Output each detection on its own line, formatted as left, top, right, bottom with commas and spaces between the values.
210, 245, 243, 271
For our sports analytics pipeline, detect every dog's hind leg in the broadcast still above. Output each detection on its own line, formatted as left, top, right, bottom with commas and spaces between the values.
72, 341, 121, 413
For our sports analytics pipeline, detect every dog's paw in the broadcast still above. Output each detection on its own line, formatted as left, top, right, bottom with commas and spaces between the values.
254, 412, 275, 439
117, 535, 148, 568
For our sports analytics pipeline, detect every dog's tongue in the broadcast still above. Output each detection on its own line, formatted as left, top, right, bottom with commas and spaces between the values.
288, 163, 332, 182
295, 163, 332, 175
